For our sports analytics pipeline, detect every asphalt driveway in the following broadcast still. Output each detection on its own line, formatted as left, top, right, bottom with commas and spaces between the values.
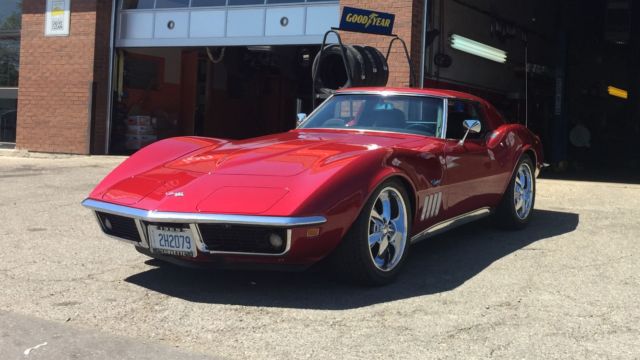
0, 155, 638, 359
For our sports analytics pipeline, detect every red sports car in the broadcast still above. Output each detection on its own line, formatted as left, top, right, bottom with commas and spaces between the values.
83, 88, 543, 285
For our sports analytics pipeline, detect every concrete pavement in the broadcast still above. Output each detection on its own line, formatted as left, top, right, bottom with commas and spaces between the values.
0, 155, 638, 359
0, 311, 216, 360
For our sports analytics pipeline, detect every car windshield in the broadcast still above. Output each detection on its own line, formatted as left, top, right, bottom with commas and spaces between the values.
299, 93, 444, 137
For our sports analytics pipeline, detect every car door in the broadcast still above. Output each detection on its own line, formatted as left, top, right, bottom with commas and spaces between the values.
442, 100, 504, 217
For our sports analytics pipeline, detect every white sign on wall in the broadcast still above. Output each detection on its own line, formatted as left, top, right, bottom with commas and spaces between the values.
45, 0, 71, 36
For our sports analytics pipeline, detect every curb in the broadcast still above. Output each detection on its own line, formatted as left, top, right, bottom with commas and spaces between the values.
0, 148, 127, 160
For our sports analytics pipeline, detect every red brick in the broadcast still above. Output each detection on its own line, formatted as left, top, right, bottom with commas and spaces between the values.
16, 0, 111, 154
338, 0, 424, 88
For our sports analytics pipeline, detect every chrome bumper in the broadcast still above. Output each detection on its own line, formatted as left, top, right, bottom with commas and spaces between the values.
82, 198, 327, 257
81, 199, 327, 226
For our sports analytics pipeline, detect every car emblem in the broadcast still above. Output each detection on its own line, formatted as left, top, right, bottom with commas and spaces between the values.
166, 191, 184, 197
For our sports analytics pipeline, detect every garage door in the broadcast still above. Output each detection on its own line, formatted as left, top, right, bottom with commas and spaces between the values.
116, 0, 340, 47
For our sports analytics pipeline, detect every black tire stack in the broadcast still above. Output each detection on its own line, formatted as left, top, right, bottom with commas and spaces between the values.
312, 45, 389, 95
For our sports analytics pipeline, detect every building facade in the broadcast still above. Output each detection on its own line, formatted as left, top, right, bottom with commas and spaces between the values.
9, 0, 423, 155
7, 0, 640, 176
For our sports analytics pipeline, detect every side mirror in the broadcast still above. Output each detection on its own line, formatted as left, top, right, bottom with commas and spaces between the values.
458, 119, 481, 146
296, 113, 307, 127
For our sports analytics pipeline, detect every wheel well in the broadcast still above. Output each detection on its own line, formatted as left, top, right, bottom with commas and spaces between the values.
390, 176, 417, 219
523, 148, 537, 166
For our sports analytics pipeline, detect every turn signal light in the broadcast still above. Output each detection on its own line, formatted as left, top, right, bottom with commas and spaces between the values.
306, 228, 320, 237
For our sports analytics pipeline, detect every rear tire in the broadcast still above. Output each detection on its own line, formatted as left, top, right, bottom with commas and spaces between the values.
329, 179, 412, 286
494, 155, 536, 230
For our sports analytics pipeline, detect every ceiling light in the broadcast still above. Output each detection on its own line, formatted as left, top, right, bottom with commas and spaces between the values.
450, 34, 507, 63
608, 86, 628, 99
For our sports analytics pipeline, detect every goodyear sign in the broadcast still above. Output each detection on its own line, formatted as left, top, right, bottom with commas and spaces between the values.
339, 7, 395, 36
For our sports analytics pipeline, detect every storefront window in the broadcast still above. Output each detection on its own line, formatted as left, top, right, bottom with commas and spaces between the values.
0, 0, 20, 144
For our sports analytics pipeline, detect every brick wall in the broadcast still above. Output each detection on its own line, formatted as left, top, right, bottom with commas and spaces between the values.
15, 1, 424, 154
338, 0, 425, 88
16, 0, 112, 154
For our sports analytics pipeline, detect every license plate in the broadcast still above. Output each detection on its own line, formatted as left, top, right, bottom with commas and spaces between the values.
148, 225, 196, 257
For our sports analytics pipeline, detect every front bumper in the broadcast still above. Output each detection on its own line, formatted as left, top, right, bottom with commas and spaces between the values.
81, 198, 327, 258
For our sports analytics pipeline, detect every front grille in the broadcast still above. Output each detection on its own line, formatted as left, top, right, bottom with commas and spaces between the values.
96, 212, 141, 242
198, 224, 288, 254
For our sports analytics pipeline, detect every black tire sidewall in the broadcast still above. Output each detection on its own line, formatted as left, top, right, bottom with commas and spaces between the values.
363, 46, 389, 86
312, 45, 367, 92
352, 45, 376, 86
344, 45, 367, 86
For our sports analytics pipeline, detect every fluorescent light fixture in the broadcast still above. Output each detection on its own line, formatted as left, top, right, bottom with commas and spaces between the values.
450, 34, 507, 63
607, 86, 628, 99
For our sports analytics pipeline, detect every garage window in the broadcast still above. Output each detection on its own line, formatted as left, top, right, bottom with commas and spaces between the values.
228, 0, 265, 4
122, 0, 155, 9
191, 0, 227, 6
123, 0, 337, 8
156, 0, 190, 8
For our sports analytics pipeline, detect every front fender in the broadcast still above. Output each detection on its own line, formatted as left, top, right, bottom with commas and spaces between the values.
289, 148, 423, 260
89, 137, 226, 199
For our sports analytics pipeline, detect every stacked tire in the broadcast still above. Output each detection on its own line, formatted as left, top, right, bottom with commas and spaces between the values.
312, 45, 389, 95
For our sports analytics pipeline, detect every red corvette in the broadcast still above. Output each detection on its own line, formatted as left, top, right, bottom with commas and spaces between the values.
83, 88, 543, 285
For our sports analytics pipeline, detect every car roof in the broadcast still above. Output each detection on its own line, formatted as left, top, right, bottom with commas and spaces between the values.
336, 87, 488, 103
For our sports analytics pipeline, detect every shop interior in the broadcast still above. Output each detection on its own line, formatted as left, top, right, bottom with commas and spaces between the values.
425, 0, 640, 182
109, 45, 318, 154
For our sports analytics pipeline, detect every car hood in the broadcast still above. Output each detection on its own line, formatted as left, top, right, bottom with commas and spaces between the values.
98, 130, 425, 215
163, 129, 420, 175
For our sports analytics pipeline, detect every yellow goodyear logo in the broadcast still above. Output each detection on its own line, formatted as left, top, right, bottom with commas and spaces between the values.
340, 7, 395, 35
345, 12, 392, 29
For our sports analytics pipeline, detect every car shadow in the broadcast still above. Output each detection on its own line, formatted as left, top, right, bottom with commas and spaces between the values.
124, 209, 579, 310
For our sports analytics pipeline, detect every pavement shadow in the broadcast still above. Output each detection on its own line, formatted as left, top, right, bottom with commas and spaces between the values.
125, 209, 578, 310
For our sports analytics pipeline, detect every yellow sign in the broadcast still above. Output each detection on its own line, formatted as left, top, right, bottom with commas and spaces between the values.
51, 0, 65, 16
607, 86, 628, 100
344, 13, 392, 29
339, 7, 395, 36
45, 0, 70, 36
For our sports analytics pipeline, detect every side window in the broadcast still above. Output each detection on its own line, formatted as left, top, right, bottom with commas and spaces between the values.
468, 102, 486, 139
446, 100, 485, 140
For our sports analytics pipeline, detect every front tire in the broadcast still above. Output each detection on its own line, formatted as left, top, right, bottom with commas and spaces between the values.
329, 179, 412, 286
495, 155, 536, 229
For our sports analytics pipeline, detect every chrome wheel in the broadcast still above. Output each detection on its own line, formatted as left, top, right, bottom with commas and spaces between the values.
514, 162, 534, 220
368, 187, 408, 272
